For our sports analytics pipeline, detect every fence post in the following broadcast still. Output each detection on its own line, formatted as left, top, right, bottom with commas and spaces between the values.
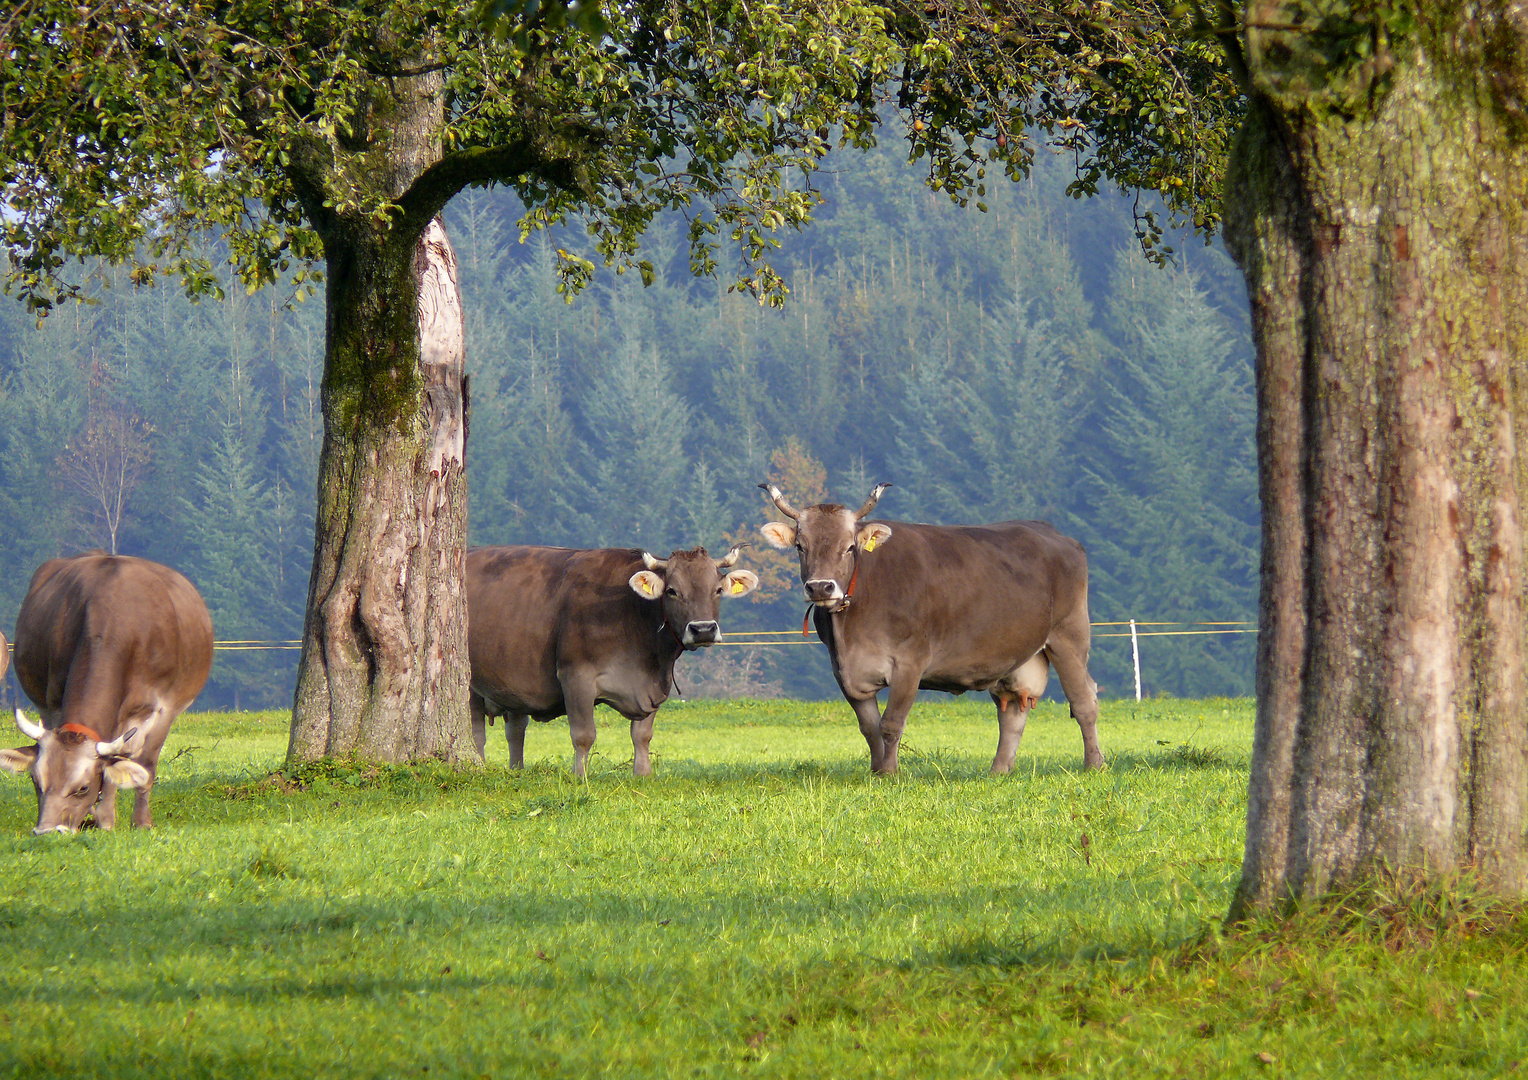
1130, 618, 1141, 702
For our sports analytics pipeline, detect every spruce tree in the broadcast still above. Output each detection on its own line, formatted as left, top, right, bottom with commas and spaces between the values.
1086, 255, 1257, 696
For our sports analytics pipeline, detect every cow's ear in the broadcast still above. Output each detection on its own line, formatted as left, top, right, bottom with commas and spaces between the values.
102, 758, 150, 789
0, 746, 38, 774
722, 570, 759, 599
760, 521, 796, 549
629, 570, 665, 599
857, 523, 892, 552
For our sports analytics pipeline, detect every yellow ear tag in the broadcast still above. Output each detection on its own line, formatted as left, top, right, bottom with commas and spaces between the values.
642, 578, 659, 597
863, 536, 877, 552
730, 579, 746, 595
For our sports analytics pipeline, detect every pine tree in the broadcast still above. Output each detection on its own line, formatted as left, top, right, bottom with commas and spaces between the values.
963, 293, 1075, 521
1084, 255, 1257, 696
178, 354, 292, 708
0, 316, 88, 620
886, 345, 970, 524
685, 459, 731, 549
582, 334, 692, 549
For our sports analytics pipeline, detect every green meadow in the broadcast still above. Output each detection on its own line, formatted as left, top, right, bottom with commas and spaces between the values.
1, 698, 1523, 1078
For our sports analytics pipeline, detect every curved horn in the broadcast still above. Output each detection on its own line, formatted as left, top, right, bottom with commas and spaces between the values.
14, 709, 44, 742
95, 727, 139, 758
641, 551, 669, 571
758, 482, 801, 521
855, 481, 893, 520
715, 544, 748, 569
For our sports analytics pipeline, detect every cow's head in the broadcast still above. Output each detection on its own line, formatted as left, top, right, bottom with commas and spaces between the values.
758, 481, 894, 610
0, 711, 147, 835
629, 546, 759, 647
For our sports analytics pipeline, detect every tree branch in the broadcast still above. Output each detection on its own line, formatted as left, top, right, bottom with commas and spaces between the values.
363, 60, 451, 78
395, 136, 589, 237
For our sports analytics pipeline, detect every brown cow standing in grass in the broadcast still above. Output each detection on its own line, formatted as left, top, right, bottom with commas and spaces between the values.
467, 545, 759, 777
759, 482, 1104, 775
1, 554, 213, 834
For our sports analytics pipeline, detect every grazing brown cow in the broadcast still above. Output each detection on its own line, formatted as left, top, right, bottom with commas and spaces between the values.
760, 482, 1103, 775
468, 545, 759, 777
1, 554, 213, 834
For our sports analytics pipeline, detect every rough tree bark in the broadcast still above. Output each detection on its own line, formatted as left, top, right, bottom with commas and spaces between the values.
285, 64, 472, 762
1224, 3, 1528, 915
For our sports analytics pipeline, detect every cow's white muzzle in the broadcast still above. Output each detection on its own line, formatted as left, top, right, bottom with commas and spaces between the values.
805, 579, 844, 606
684, 621, 721, 646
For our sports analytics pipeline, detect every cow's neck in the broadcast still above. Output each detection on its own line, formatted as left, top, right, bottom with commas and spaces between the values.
650, 613, 685, 695
649, 608, 685, 661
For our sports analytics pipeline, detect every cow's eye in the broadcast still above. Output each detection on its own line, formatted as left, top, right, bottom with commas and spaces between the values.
71, 786, 91, 798
665, 587, 678, 597
714, 585, 724, 595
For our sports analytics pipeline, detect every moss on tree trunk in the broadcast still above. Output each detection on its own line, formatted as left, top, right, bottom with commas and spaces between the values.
1226, 6, 1528, 914
283, 60, 473, 763
286, 220, 470, 762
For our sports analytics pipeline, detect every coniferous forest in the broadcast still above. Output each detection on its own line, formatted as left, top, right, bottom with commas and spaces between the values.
0, 132, 1258, 708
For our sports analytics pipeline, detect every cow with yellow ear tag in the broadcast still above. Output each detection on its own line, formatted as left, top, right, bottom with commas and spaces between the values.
760, 481, 1103, 777
467, 543, 758, 777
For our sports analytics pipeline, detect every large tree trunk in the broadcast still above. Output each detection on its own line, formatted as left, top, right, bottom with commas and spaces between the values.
1225, 6, 1528, 916
287, 220, 469, 762
284, 62, 473, 763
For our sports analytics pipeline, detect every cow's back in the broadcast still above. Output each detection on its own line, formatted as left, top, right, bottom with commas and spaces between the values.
840, 519, 1088, 682
467, 546, 581, 716
13, 555, 214, 732
468, 545, 660, 718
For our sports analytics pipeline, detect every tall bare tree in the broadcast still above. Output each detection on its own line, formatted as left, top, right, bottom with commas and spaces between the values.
60, 400, 152, 556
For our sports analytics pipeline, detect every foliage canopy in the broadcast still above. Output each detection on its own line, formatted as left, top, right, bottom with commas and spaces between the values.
2, 0, 897, 309
2, 1, 1242, 310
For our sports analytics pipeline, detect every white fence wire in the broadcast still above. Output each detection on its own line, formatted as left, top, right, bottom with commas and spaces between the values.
186, 619, 1257, 703
3, 618, 1252, 703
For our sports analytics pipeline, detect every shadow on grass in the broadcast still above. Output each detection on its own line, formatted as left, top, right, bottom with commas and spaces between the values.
0, 873, 1217, 1006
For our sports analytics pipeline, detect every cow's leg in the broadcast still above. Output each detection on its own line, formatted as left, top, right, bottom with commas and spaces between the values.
470, 693, 488, 760
990, 693, 1028, 775
565, 687, 599, 779
630, 711, 656, 777
831, 647, 886, 771
129, 766, 156, 828
847, 696, 886, 772
991, 652, 1050, 774
876, 674, 921, 775
93, 774, 119, 830
1045, 618, 1104, 770
505, 714, 529, 769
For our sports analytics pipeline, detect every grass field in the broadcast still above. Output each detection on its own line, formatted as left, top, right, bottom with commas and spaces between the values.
0, 697, 1524, 1078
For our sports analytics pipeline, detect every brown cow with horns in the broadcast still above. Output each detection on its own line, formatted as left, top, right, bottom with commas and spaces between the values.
759, 482, 1104, 775
1, 554, 214, 834
467, 544, 759, 777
